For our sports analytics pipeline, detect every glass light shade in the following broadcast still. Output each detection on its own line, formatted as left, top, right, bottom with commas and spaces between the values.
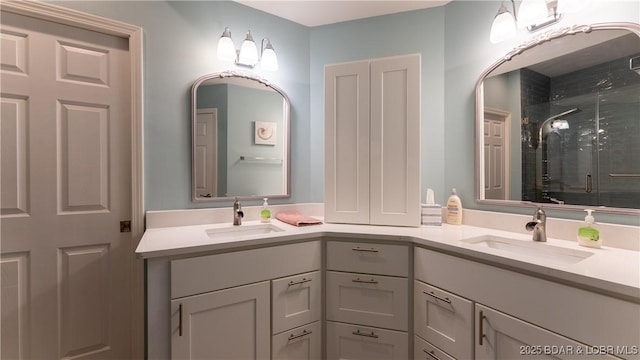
261, 42, 278, 71
238, 31, 258, 66
217, 28, 236, 62
517, 0, 549, 28
557, 0, 590, 13
490, 7, 516, 43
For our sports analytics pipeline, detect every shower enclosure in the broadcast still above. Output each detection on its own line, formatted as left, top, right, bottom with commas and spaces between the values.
523, 83, 640, 209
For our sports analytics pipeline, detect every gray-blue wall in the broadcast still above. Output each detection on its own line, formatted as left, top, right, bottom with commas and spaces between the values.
53, 0, 639, 225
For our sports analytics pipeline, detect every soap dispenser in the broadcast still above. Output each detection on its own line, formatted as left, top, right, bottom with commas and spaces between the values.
446, 188, 463, 225
260, 198, 272, 223
577, 209, 601, 248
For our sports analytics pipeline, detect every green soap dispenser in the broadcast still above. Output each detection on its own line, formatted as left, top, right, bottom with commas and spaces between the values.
260, 198, 271, 223
577, 209, 601, 248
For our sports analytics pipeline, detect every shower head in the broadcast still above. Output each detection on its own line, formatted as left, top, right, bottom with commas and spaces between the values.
536, 107, 582, 149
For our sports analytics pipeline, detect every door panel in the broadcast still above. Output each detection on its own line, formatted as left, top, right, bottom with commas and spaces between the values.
0, 95, 29, 215
370, 54, 420, 226
0, 11, 132, 359
324, 60, 370, 224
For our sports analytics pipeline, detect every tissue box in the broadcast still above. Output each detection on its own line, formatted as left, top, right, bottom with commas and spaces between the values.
421, 204, 442, 226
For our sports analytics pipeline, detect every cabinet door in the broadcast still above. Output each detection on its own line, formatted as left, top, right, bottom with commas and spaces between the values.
415, 281, 473, 359
324, 60, 370, 224
326, 271, 408, 331
369, 54, 421, 227
171, 281, 270, 360
272, 321, 321, 360
272, 271, 321, 334
327, 321, 408, 360
476, 304, 619, 360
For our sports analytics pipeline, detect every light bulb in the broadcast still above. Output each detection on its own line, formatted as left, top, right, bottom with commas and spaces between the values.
238, 31, 258, 66
217, 28, 236, 62
261, 41, 278, 71
490, 6, 517, 43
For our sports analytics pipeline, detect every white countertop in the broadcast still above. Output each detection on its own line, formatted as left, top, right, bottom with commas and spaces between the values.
136, 218, 640, 301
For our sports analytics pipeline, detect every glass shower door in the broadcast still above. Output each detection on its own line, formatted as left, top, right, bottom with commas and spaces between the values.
596, 83, 640, 208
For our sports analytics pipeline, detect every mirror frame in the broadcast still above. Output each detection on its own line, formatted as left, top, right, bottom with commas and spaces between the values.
475, 22, 640, 215
191, 70, 291, 202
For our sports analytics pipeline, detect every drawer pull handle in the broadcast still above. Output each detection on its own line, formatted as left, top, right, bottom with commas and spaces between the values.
288, 278, 312, 287
352, 329, 378, 338
424, 291, 452, 304
351, 247, 379, 253
352, 277, 379, 284
288, 329, 312, 341
178, 303, 183, 337
479, 310, 486, 346
423, 349, 442, 360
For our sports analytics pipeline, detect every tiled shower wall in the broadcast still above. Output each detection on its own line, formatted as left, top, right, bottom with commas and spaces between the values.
520, 53, 640, 207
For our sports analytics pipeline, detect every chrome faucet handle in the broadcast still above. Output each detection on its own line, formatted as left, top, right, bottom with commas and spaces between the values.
533, 206, 546, 222
233, 197, 244, 225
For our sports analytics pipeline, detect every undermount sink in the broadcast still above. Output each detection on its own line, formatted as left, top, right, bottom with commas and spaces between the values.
205, 223, 284, 240
461, 235, 594, 265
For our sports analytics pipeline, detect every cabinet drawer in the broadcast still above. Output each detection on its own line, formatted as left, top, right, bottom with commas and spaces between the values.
272, 321, 321, 360
326, 271, 408, 331
414, 281, 473, 360
171, 241, 321, 298
272, 271, 321, 334
414, 335, 456, 360
326, 321, 408, 360
326, 240, 409, 276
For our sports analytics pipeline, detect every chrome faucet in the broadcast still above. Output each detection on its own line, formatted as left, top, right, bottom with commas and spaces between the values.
525, 206, 547, 242
233, 197, 244, 225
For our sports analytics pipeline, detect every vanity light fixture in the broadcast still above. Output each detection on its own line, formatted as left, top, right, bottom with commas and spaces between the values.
238, 30, 259, 66
217, 27, 237, 62
490, 0, 570, 44
216, 27, 279, 71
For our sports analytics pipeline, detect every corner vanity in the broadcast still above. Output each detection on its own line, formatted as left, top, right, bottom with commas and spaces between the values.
137, 209, 640, 360
142, 19, 640, 360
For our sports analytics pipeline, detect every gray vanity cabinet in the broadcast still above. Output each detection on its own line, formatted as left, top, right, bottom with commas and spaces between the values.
325, 240, 410, 359
168, 241, 321, 360
171, 281, 270, 359
475, 304, 619, 360
271, 271, 322, 360
415, 246, 640, 360
414, 281, 474, 359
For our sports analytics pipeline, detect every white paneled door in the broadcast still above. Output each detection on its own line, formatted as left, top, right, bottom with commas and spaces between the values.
195, 108, 218, 198
483, 109, 510, 200
1, 10, 133, 359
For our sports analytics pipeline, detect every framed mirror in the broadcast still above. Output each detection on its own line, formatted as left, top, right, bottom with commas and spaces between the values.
191, 71, 290, 202
475, 23, 640, 214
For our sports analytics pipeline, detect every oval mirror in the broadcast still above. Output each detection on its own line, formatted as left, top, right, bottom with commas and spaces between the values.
475, 23, 640, 214
192, 71, 290, 202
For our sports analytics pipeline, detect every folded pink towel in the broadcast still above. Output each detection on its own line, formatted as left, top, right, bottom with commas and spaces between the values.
276, 212, 323, 227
